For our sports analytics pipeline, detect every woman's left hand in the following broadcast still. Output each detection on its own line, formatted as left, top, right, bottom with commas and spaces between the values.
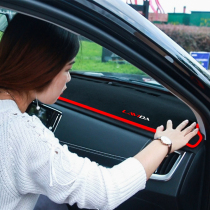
154, 120, 198, 153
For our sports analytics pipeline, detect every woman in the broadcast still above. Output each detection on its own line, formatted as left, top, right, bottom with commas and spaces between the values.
0, 14, 198, 210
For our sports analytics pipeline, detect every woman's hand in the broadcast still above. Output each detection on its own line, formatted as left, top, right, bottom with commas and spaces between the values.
154, 120, 198, 153
134, 119, 198, 180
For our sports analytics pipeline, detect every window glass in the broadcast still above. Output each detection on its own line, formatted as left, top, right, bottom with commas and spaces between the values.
73, 37, 142, 74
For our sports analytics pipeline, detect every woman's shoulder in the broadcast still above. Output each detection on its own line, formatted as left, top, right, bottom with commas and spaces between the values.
7, 106, 42, 127
0, 100, 58, 148
8, 108, 57, 146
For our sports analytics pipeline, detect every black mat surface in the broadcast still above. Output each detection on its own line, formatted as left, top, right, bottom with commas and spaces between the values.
63, 76, 197, 130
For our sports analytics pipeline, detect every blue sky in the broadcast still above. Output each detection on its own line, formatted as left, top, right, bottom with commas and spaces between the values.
122, 0, 210, 13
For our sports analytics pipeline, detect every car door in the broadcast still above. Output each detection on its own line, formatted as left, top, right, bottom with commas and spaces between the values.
0, 0, 209, 209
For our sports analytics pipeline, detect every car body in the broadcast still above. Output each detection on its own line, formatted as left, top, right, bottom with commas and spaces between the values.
0, 0, 209, 209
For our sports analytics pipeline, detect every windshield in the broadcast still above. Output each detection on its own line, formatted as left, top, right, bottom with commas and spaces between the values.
72, 36, 163, 89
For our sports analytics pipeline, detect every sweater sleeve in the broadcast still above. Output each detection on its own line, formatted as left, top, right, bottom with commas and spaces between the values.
9, 114, 146, 210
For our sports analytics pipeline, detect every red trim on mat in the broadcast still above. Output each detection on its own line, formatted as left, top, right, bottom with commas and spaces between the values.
58, 97, 202, 148
186, 124, 202, 148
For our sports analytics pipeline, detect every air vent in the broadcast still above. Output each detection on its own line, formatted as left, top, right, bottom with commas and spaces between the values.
150, 150, 186, 181
155, 152, 180, 175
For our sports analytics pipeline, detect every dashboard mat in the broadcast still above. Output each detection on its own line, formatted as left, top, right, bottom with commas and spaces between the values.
62, 76, 197, 130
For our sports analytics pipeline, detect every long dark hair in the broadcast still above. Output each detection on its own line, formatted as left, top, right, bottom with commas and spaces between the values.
0, 13, 80, 93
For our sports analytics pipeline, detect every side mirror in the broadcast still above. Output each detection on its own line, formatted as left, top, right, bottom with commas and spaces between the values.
0, 9, 15, 32
0, 14, 8, 32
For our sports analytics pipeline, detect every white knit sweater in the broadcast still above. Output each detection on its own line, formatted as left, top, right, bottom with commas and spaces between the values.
0, 100, 146, 210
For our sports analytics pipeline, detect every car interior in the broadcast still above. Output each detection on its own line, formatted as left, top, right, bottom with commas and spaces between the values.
0, 1, 209, 209
27, 39, 205, 209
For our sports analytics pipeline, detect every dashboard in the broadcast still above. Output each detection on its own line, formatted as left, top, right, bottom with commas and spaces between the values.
27, 73, 205, 209
51, 74, 205, 209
